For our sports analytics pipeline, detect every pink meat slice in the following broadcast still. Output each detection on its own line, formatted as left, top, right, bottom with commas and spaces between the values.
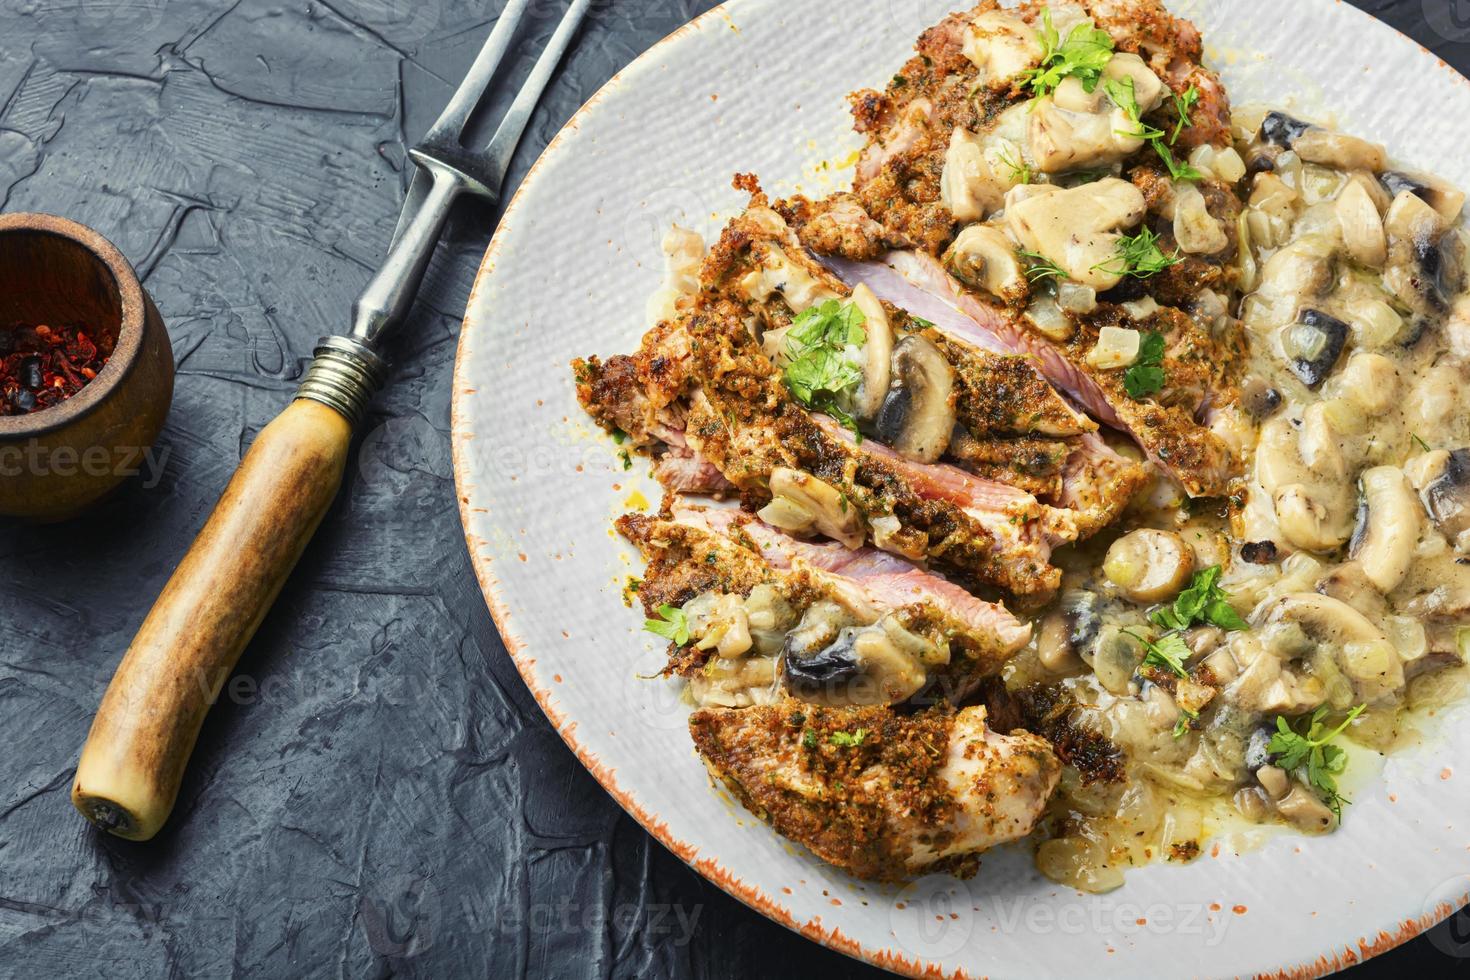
652, 450, 735, 494
813, 416, 1034, 512
877, 252, 1125, 430
815, 417, 1077, 551
677, 505, 1032, 653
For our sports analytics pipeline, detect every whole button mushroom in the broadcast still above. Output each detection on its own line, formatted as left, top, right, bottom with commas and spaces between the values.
1103, 529, 1197, 604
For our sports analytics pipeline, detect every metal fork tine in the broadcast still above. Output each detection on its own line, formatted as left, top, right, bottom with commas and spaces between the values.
478, 0, 592, 196
422, 0, 534, 148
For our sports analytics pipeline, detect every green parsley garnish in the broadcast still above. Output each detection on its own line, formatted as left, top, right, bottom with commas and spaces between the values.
1169, 84, 1201, 144
643, 603, 690, 645
611, 428, 627, 445
1153, 139, 1203, 182
909, 315, 936, 329
1123, 330, 1167, 399
782, 299, 868, 435
1151, 565, 1250, 633
1411, 433, 1432, 453
1173, 707, 1198, 739
1105, 77, 1165, 142
1104, 75, 1202, 181
1093, 228, 1182, 281
1268, 704, 1367, 820
829, 728, 869, 748
802, 729, 818, 750
1125, 629, 1192, 679
1021, 7, 1115, 98
618, 449, 632, 471
997, 146, 1033, 185
1018, 249, 1069, 282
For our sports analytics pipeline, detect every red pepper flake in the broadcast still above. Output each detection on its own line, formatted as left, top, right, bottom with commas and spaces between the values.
1, 322, 111, 416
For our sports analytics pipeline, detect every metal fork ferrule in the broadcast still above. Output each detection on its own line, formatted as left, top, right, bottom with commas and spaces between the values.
295, 335, 389, 428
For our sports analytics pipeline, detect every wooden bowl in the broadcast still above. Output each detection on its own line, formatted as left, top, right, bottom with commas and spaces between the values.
0, 213, 174, 521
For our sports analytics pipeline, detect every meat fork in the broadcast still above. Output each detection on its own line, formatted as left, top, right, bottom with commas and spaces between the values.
71, 0, 592, 840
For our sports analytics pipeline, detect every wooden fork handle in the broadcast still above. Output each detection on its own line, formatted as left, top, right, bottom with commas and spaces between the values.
72, 398, 354, 840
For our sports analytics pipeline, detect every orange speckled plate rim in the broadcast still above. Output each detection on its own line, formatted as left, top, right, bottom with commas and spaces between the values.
450, 2, 1470, 976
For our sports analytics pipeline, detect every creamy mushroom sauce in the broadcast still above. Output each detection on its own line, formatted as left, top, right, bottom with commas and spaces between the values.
1008, 105, 1470, 893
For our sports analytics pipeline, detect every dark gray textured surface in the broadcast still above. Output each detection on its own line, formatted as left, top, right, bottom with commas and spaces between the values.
0, 1, 1465, 976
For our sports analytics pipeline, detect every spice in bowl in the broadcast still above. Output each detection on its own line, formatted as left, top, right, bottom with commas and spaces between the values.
1, 322, 112, 416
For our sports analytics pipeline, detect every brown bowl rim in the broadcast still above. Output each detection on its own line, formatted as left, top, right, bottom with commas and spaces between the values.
0, 212, 149, 439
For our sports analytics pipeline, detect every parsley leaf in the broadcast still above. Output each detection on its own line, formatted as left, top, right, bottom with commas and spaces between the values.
802, 729, 818, 750
1120, 329, 1167, 399
1021, 8, 1116, 98
997, 145, 1032, 185
1093, 228, 1182, 281
1170, 84, 1201, 144
1125, 629, 1192, 679
1267, 705, 1367, 820
1105, 77, 1165, 141
829, 728, 869, 747
1173, 706, 1198, 739
1104, 74, 1202, 181
643, 603, 690, 645
1151, 565, 1250, 633
782, 299, 868, 436
1018, 249, 1069, 282
1411, 432, 1432, 453
1153, 139, 1203, 182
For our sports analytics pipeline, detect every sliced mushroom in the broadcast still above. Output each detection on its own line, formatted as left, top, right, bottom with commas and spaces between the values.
1258, 110, 1312, 149
848, 284, 893, 422
1005, 178, 1147, 289
1384, 190, 1463, 321
1249, 112, 1385, 174
1229, 638, 1326, 715
1414, 449, 1470, 551
1282, 309, 1348, 389
1332, 352, 1399, 415
1036, 591, 1103, 673
761, 468, 865, 549
1241, 540, 1279, 565
961, 10, 1042, 88
738, 243, 841, 311
1103, 529, 1196, 604
1249, 235, 1335, 327
1273, 484, 1356, 553
1297, 402, 1349, 482
784, 627, 862, 689
1349, 467, 1423, 594
1028, 96, 1118, 174
874, 336, 956, 464
944, 224, 1027, 302
1293, 128, 1387, 173
1334, 178, 1387, 268
1256, 764, 1290, 800
1263, 592, 1402, 702
1102, 53, 1165, 113
783, 616, 928, 706
1089, 626, 1145, 696
1242, 377, 1283, 420
1173, 182, 1229, 255
1274, 784, 1337, 832
1315, 561, 1391, 621
941, 127, 1001, 224
1028, 54, 1164, 174
1380, 169, 1466, 224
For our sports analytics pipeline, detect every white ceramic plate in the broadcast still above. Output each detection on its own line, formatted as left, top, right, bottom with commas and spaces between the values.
452, 2, 1470, 975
